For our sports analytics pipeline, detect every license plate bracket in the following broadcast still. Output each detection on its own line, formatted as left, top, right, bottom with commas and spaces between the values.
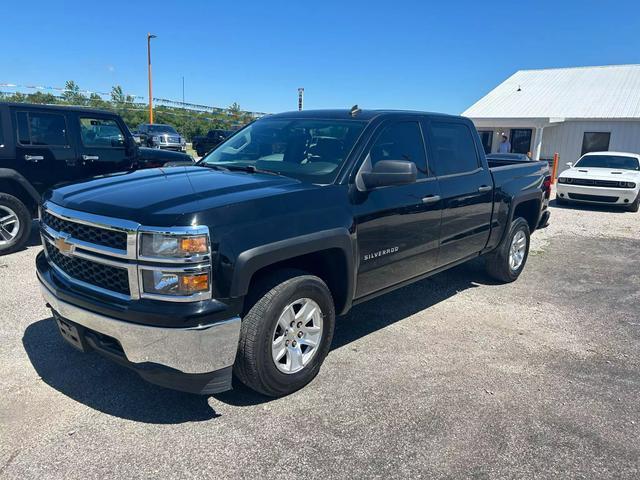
55, 315, 90, 352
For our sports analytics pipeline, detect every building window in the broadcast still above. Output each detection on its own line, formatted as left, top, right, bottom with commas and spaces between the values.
581, 132, 610, 156
509, 129, 532, 154
478, 131, 493, 154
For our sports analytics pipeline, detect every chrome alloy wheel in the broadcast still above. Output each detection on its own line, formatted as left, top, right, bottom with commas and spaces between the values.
509, 230, 527, 271
271, 298, 324, 374
0, 205, 20, 246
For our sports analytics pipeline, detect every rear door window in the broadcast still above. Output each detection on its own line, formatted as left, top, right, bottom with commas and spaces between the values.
429, 122, 480, 176
16, 111, 69, 146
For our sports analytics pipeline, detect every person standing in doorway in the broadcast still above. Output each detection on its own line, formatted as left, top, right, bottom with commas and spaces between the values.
498, 134, 511, 153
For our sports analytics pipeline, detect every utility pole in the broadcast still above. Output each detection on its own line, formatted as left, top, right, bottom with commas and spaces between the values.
182, 76, 185, 105
147, 33, 157, 123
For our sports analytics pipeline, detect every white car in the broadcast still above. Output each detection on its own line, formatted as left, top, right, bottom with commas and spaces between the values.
556, 151, 640, 212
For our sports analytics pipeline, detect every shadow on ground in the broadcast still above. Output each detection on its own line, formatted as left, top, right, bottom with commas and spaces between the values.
23, 257, 495, 421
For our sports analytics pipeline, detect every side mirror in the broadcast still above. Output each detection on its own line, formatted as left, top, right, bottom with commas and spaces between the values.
565, 162, 573, 168
361, 160, 417, 190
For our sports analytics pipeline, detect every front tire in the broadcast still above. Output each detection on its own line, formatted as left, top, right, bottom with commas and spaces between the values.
485, 217, 531, 283
0, 193, 32, 255
627, 193, 639, 213
234, 271, 335, 397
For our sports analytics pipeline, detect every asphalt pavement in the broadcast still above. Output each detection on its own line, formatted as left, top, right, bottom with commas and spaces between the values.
1, 201, 639, 479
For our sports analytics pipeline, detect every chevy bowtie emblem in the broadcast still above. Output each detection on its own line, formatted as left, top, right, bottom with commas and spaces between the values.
54, 233, 75, 256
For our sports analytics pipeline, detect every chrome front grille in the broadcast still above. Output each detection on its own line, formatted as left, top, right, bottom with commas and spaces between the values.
39, 202, 212, 302
40, 203, 140, 300
41, 210, 127, 250
44, 242, 130, 295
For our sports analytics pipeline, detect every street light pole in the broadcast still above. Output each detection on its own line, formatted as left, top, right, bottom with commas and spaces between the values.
147, 33, 157, 124
182, 76, 185, 105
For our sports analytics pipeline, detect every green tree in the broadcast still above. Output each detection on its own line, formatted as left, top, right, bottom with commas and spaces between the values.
61, 80, 87, 106
24, 91, 58, 104
110, 85, 126, 104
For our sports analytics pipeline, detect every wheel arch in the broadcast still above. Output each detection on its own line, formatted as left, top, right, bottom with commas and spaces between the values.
231, 228, 356, 316
0, 169, 41, 215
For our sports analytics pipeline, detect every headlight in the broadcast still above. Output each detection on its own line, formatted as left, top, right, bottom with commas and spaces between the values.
141, 269, 210, 296
558, 177, 567, 183
152, 135, 160, 142
620, 181, 636, 188
140, 232, 209, 259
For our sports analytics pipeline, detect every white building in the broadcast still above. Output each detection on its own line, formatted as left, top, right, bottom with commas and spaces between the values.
463, 64, 640, 172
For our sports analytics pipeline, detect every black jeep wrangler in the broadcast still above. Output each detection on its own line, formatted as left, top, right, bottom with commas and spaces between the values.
0, 102, 193, 254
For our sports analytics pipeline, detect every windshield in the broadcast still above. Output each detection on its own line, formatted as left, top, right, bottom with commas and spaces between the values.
200, 118, 366, 183
575, 154, 640, 171
148, 125, 178, 134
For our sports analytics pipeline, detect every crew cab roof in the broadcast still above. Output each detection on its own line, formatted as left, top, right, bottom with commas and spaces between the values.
267, 109, 461, 122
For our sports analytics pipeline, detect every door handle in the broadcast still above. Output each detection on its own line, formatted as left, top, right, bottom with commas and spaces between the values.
478, 185, 492, 192
422, 195, 441, 204
24, 155, 44, 162
82, 155, 99, 161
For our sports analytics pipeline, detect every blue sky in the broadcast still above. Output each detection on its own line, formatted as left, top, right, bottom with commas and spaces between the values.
2, 0, 639, 114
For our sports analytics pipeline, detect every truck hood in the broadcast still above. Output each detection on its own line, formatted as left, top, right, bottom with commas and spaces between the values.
45, 166, 303, 226
560, 167, 640, 182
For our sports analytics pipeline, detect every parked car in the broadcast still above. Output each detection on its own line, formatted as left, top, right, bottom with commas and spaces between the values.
36, 109, 551, 397
136, 123, 187, 152
192, 129, 233, 157
556, 151, 640, 211
0, 102, 193, 254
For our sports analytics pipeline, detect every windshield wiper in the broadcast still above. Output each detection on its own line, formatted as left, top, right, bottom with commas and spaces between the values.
200, 164, 279, 176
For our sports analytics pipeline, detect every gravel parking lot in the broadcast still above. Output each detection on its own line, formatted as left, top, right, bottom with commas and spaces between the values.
1, 199, 639, 479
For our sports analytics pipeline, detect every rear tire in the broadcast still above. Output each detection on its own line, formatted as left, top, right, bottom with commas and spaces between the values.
485, 217, 530, 283
0, 193, 32, 256
627, 193, 639, 213
234, 270, 335, 397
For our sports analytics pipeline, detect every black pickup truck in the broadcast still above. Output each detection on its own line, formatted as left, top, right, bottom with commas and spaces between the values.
192, 129, 232, 157
36, 109, 550, 397
0, 103, 193, 254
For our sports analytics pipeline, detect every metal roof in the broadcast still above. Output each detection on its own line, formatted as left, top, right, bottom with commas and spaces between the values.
463, 65, 640, 120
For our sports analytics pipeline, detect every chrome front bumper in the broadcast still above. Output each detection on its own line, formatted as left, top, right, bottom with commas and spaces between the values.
40, 280, 240, 375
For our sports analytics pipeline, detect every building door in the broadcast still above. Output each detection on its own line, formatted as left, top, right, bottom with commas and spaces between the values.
509, 129, 532, 154
478, 131, 493, 154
